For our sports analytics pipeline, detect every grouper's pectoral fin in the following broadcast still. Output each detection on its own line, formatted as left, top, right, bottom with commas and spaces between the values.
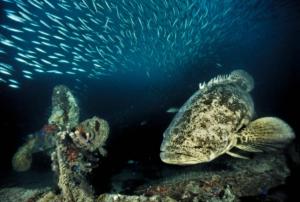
226, 151, 249, 159
235, 144, 263, 152
238, 117, 295, 151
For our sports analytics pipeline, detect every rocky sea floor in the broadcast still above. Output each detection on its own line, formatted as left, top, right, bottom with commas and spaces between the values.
0, 152, 293, 202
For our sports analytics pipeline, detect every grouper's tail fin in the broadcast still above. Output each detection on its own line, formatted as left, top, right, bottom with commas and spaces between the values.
237, 117, 294, 152
229, 69, 254, 92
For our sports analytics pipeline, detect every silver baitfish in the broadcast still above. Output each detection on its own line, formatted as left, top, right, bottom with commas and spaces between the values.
160, 70, 294, 165
1, 0, 292, 89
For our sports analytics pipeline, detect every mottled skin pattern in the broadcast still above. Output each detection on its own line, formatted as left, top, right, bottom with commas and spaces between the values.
160, 79, 254, 165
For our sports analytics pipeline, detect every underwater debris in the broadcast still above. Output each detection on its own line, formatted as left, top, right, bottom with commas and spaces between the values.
4, 151, 291, 201
96, 194, 176, 202
70, 116, 109, 155
51, 132, 94, 202
48, 85, 80, 129
93, 153, 290, 201
160, 69, 294, 165
11, 85, 79, 172
12, 136, 37, 172
44, 115, 109, 202
42, 124, 58, 134
10, 85, 111, 201
0, 187, 51, 202
133, 153, 289, 201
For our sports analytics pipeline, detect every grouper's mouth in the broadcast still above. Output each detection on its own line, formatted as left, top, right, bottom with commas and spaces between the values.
160, 140, 207, 165
160, 150, 204, 165
160, 141, 202, 165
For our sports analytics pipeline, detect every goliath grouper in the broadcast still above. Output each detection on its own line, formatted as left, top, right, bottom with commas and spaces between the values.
160, 70, 294, 165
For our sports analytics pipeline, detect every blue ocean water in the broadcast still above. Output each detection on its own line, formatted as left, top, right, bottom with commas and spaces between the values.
0, 0, 299, 200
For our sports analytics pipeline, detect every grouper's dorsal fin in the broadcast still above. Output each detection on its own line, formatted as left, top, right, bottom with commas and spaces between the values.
198, 69, 254, 92
199, 74, 230, 91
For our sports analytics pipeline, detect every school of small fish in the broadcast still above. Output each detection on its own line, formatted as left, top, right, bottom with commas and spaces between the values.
0, 0, 291, 89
